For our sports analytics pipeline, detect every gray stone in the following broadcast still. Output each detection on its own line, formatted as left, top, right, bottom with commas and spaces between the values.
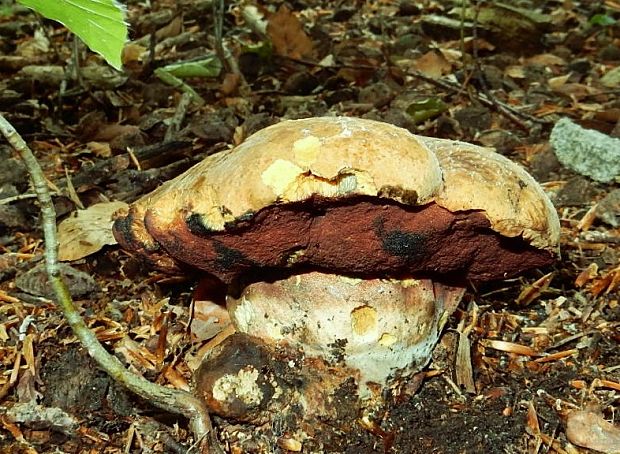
595, 189, 620, 227
550, 118, 620, 183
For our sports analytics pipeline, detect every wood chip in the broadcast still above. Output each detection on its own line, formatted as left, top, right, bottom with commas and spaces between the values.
481, 339, 541, 356
534, 349, 578, 363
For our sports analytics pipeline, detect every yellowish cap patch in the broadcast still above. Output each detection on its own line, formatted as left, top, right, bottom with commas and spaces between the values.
261, 159, 304, 196
351, 305, 377, 336
293, 135, 321, 166
379, 333, 398, 347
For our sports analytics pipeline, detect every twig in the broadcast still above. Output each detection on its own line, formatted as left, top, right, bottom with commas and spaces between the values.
0, 192, 57, 205
0, 114, 223, 454
165, 92, 192, 142
466, 2, 530, 131
212, 0, 230, 74
212, 1, 250, 96
407, 69, 551, 127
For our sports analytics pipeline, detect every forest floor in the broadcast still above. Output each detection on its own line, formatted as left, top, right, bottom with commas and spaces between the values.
0, 0, 619, 453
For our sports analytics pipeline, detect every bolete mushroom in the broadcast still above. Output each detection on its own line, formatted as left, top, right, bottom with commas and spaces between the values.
113, 117, 559, 431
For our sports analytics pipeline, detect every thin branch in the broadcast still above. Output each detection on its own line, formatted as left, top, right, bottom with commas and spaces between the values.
0, 192, 57, 205
0, 114, 223, 454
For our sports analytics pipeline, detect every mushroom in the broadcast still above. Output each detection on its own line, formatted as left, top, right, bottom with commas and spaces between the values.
113, 117, 559, 427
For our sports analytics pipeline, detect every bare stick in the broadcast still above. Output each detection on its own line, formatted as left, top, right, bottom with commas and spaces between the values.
0, 114, 223, 454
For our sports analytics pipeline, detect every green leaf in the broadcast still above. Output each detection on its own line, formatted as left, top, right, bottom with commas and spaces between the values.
406, 98, 448, 124
241, 41, 274, 60
589, 14, 616, 27
17, 0, 127, 70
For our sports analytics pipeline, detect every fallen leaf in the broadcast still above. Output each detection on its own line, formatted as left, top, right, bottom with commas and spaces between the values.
566, 410, 620, 453
526, 53, 566, 67
86, 141, 112, 158
481, 339, 541, 356
58, 201, 128, 261
190, 276, 230, 342
122, 42, 146, 64
505, 65, 526, 79
15, 262, 99, 299
575, 263, 598, 287
413, 50, 452, 78
267, 5, 314, 59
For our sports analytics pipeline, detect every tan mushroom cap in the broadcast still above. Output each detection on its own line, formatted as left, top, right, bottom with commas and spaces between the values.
113, 117, 560, 281
127, 116, 443, 231
419, 136, 560, 253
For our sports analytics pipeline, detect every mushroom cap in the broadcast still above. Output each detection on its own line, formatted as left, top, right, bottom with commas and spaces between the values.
113, 117, 559, 282
419, 136, 560, 252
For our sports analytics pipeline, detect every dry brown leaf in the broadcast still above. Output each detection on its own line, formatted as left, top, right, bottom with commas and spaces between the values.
92, 124, 143, 143
534, 349, 578, 363
566, 410, 620, 453
577, 204, 598, 231
155, 15, 183, 40
190, 276, 230, 342
526, 53, 566, 66
115, 336, 158, 371
58, 201, 129, 261
122, 43, 147, 64
589, 265, 620, 296
413, 50, 453, 78
190, 299, 231, 342
526, 401, 540, 435
553, 82, 599, 100
15, 30, 50, 59
163, 365, 190, 391
505, 65, 526, 79
267, 5, 314, 60
455, 303, 477, 394
85, 141, 112, 158
548, 74, 572, 90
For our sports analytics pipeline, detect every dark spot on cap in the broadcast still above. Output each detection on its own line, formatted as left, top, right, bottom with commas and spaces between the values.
186, 213, 218, 236
224, 210, 257, 230
113, 210, 161, 252
381, 230, 426, 262
236, 210, 256, 222
374, 216, 426, 263
112, 212, 136, 246
327, 338, 348, 364
214, 241, 250, 271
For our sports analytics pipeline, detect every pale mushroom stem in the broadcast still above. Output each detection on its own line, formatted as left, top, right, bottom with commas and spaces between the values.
195, 271, 465, 422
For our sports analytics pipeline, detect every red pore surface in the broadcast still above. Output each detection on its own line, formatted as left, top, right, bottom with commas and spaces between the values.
140, 197, 554, 283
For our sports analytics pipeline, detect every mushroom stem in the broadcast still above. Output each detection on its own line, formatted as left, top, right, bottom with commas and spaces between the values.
206, 272, 464, 402
228, 272, 464, 396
